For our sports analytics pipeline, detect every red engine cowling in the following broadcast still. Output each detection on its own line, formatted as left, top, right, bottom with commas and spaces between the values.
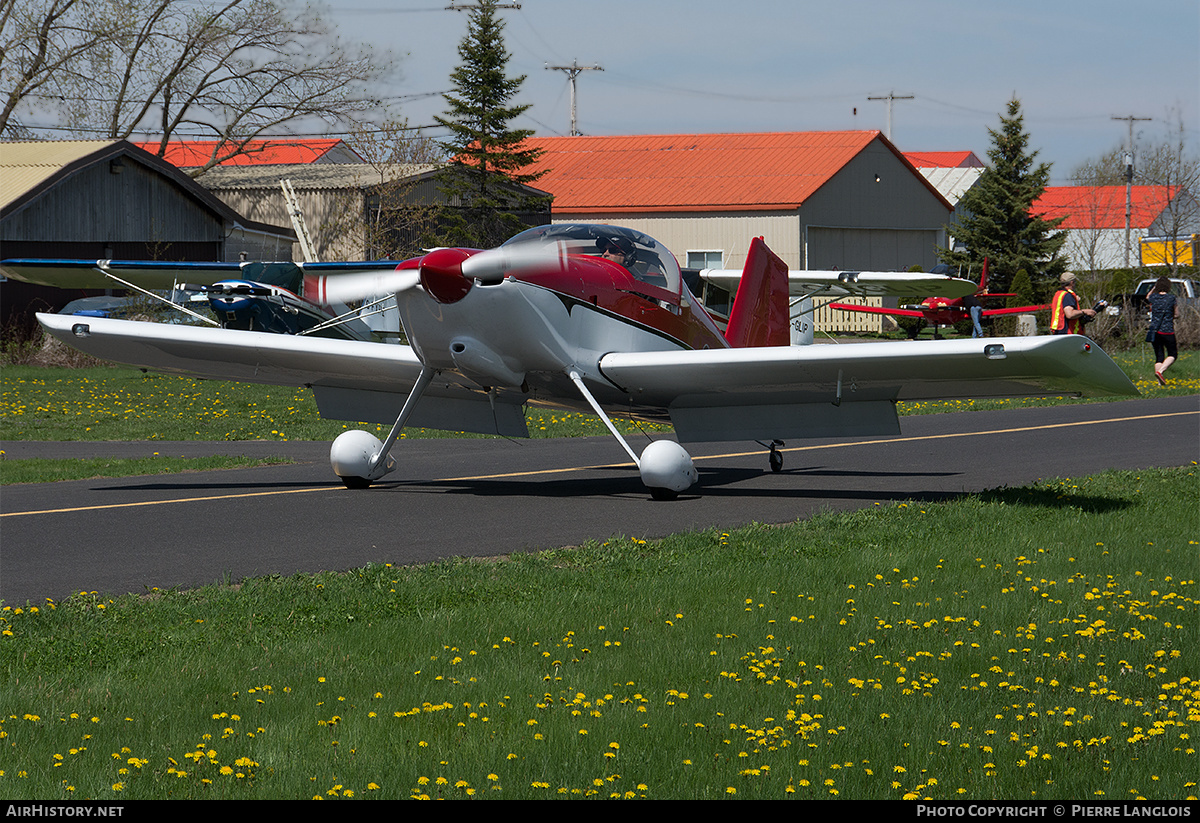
419, 247, 477, 304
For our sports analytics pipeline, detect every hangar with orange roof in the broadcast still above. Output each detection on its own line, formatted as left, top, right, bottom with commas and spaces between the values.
518, 131, 954, 277
1034, 185, 1200, 270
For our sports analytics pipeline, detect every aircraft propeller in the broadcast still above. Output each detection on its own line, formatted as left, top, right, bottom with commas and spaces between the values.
307, 267, 421, 306
308, 241, 570, 306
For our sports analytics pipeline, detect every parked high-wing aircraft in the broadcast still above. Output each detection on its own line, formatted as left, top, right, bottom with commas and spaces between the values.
3, 258, 376, 340
826, 259, 1048, 334
4, 224, 1136, 498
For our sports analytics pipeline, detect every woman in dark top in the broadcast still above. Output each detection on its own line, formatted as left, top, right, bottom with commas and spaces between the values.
1146, 277, 1179, 385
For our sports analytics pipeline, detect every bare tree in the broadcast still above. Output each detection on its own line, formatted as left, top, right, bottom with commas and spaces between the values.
1, 0, 396, 176
1060, 189, 1127, 275
318, 120, 446, 261
1073, 111, 1199, 191
0, 0, 118, 137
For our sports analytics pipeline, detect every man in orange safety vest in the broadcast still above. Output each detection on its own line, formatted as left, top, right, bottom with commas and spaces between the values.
1049, 272, 1095, 334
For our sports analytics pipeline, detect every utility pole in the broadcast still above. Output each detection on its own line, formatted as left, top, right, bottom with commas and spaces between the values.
867, 91, 914, 141
1112, 114, 1152, 267
546, 59, 603, 136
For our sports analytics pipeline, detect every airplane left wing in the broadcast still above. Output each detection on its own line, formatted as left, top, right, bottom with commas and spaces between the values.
35, 313, 529, 437
700, 269, 979, 299
598, 335, 1137, 443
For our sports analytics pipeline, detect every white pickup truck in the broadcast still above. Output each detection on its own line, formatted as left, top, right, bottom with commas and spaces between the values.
1132, 277, 1198, 303
1107, 277, 1199, 320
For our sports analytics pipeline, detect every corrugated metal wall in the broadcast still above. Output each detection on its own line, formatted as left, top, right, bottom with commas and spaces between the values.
213, 186, 361, 261
3, 160, 224, 246
551, 212, 801, 270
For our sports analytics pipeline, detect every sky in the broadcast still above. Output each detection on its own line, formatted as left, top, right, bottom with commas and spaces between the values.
320, 0, 1200, 184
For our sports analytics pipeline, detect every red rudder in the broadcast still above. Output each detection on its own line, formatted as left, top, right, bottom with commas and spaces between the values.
723, 236, 790, 347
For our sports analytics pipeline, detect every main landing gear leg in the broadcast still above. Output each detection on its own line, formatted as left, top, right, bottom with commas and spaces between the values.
330, 365, 436, 489
566, 368, 697, 499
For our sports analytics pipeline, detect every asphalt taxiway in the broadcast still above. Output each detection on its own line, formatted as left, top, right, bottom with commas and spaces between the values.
2, 395, 1196, 605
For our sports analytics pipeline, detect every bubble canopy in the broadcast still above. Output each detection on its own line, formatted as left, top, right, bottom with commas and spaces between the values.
503, 223, 681, 294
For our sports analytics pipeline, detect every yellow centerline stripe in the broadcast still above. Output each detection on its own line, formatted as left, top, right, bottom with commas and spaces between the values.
437, 409, 1196, 480
3, 485, 336, 517
3, 409, 1194, 518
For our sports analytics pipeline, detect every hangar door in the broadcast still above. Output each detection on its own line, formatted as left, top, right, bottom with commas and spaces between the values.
806, 227, 940, 272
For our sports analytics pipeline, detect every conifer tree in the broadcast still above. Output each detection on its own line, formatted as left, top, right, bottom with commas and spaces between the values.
940, 99, 1067, 295
431, 0, 548, 248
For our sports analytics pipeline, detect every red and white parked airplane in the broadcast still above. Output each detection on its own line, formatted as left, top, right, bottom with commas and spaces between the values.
5, 224, 1136, 498
827, 259, 1048, 333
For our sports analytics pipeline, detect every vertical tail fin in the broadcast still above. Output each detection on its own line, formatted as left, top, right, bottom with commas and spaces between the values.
978, 257, 989, 292
723, 236, 791, 347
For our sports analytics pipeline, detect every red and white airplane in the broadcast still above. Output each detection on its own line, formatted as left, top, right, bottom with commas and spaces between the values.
5, 224, 1136, 498
826, 259, 1047, 333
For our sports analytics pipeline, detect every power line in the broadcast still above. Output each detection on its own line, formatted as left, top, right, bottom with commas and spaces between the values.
445, 2, 521, 10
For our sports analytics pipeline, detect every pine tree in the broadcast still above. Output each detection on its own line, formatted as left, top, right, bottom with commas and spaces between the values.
941, 99, 1067, 295
431, 0, 548, 249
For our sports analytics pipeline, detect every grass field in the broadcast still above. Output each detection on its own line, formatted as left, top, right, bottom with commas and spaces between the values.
1, 466, 1195, 800
0, 364, 671, 443
0, 455, 294, 485
1, 344, 1196, 800
1, 347, 1195, 445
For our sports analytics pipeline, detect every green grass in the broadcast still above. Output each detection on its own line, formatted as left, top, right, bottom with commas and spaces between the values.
2, 466, 1195, 800
3, 347, 1195, 443
896, 347, 1198, 415
1, 345, 1193, 484
0, 365, 669, 442
0, 455, 294, 485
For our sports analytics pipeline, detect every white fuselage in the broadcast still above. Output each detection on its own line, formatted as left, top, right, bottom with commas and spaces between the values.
395, 277, 692, 414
